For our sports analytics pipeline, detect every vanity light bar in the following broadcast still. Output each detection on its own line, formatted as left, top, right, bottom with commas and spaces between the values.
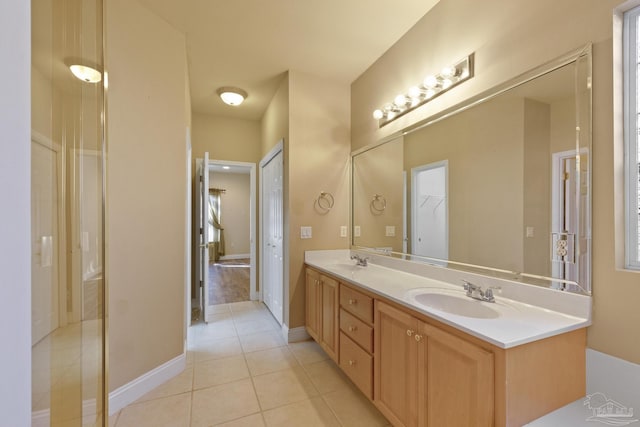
372, 54, 474, 126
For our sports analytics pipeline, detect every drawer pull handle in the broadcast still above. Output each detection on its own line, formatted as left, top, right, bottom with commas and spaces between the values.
348, 360, 356, 366
348, 299, 357, 305
406, 329, 414, 337
348, 325, 357, 332
415, 334, 422, 342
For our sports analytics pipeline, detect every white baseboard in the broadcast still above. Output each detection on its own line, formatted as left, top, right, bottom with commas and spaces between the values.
282, 325, 310, 343
250, 290, 260, 300
219, 254, 250, 261
108, 352, 186, 415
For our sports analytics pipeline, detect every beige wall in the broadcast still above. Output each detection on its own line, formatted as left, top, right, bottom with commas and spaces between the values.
261, 74, 290, 157
285, 70, 351, 328
192, 114, 261, 164
352, 0, 640, 364
210, 172, 251, 256
106, 0, 189, 390
404, 96, 525, 271
353, 137, 404, 251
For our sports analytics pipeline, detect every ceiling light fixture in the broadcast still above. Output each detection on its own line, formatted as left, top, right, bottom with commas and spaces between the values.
372, 54, 474, 126
69, 64, 102, 83
217, 87, 248, 106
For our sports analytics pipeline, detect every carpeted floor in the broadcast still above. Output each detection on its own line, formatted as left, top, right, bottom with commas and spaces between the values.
207, 258, 250, 305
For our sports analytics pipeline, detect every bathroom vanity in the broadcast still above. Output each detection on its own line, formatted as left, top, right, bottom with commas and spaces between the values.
305, 250, 591, 427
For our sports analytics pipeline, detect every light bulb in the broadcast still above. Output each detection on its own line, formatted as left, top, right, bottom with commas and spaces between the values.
394, 94, 408, 107
423, 75, 439, 88
441, 78, 453, 89
383, 103, 394, 112
408, 86, 422, 99
373, 109, 384, 120
425, 89, 436, 99
441, 66, 457, 78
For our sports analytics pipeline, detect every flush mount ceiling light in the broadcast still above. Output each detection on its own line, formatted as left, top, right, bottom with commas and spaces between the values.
217, 87, 248, 106
372, 54, 474, 126
69, 64, 102, 83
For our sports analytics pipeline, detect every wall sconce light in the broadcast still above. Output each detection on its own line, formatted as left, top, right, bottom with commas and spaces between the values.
372, 54, 474, 126
217, 87, 248, 106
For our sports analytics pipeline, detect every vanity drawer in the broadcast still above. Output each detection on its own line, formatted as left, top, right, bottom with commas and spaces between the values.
340, 285, 373, 323
339, 332, 373, 399
340, 308, 373, 353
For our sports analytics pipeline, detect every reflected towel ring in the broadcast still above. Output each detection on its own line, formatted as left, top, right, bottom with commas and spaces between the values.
371, 194, 386, 212
316, 191, 335, 212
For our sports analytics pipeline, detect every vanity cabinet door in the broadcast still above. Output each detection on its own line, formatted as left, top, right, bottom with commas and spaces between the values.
319, 274, 339, 361
374, 301, 419, 427
305, 268, 321, 341
417, 322, 494, 427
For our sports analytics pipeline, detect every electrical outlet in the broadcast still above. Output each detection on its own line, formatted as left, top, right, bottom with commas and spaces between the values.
354, 226, 361, 237
340, 226, 347, 237
385, 226, 396, 237
526, 226, 534, 238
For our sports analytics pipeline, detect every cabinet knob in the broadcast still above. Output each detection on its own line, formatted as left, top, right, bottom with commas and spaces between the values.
349, 299, 357, 305
406, 329, 414, 337
348, 325, 357, 332
414, 334, 422, 342
348, 360, 355, 366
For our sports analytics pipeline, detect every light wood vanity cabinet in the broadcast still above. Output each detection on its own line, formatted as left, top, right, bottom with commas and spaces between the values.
304, 267, 338, 361
375, 301, 493, 427
338, 283, 374, 398
304, 266, 586, 427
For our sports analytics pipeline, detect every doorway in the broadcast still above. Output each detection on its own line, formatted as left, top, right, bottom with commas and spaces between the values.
194, 155, 257, 323
411, 160, 449, 261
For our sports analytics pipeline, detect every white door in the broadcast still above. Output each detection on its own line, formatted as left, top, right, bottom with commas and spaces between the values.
195, 153, 210, 321
31, 135, 60, 345
411, 161, 448, 261
551, 150, 588, 291
260, 143, 284, 325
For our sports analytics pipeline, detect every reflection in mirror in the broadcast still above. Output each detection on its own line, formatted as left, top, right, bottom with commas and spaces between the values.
352, 46, 591, 294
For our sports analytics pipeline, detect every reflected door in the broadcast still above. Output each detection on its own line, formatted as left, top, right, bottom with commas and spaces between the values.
31, 135, 61, 345
260, 144, 284, 325
411, 161, 448, 261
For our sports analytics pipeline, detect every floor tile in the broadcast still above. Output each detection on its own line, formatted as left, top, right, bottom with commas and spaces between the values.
214, 413, 266, 426
208, 303, 231, 314
228, 300, 265, 312
303, 359, 351, 394
191, 335, 243, 363
193, 355, 249, 390
192, 319, 238, 342
252, 366, 318, 410
135, 366, 193, 403
239, 330, 285, 353
234, 317, 280, 336
323, 386, 388, 427
245, 346, 300, 376
191, 378, 260, 427
262, 397, 341, 427
288, 340, 329, 365
108, 411, 120, 427
115, 392, 191, 427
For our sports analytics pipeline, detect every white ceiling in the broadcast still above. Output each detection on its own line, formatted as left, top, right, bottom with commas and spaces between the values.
137, 0, 439, 120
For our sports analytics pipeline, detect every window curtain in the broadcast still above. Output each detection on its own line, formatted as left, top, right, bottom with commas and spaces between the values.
208, 189, 225, 262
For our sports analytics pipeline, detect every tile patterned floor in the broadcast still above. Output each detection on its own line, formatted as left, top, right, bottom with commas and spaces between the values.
110, 301, 390, 427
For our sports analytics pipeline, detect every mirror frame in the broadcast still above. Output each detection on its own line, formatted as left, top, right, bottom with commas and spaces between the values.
350, 43, 592, 295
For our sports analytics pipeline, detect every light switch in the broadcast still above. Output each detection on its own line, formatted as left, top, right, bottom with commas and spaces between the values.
354, 226, 361, 237
340, 226, 347, 237
386, 226, 396, 237
300, 226, 312, 239
526, 226, 534, 238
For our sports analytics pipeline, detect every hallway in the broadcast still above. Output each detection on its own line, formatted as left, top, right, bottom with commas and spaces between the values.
110, 301, 389, 426
208, 259, 250, 305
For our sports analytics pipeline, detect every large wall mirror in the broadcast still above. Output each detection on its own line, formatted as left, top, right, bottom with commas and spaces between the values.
352, 45, 592, 294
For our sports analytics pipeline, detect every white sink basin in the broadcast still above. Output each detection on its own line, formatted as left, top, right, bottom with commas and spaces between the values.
405, 288, 501, 319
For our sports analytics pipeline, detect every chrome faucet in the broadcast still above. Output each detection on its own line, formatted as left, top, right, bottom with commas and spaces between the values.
350, 254, 369, 267
461, 280, 500, 303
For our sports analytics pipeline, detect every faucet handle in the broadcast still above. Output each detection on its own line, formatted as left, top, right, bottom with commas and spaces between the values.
484, 286, 501, 302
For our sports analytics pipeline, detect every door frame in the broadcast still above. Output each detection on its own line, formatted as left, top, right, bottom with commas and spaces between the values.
259, 140, 284, 317
206, 158, 258, 301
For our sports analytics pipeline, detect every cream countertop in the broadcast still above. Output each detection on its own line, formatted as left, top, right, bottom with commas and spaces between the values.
305, 249, 591, 349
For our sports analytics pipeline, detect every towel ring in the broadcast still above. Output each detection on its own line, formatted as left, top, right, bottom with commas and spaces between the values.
316, 191, 334, 212
371, 194, 386, 213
